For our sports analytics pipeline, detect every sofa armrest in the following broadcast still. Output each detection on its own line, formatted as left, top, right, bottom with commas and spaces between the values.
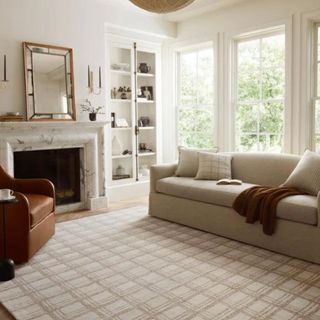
13, 178, 55, 199
317, 191, 320, 227
150, 163, 177, 193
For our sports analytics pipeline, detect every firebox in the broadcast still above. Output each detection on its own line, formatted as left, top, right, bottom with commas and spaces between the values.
14, 148, 81, 206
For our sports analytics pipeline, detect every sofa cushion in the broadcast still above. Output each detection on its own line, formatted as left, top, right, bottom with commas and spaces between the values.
25, 194, 54, 228
157, 177, 255, 207
156, 177, 317, 226
282, 150, 320, 195
277, 195, 318, 225
175, 147, 218, 177
195, 152, 232, 180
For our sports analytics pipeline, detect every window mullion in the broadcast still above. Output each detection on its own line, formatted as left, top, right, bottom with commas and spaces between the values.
257, 38, 263, 151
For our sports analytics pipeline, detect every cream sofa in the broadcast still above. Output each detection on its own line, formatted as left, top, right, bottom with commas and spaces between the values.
149, 152, 320, 264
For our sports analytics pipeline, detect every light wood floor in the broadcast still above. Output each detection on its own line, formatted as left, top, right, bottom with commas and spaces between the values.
0, 197, 148, 320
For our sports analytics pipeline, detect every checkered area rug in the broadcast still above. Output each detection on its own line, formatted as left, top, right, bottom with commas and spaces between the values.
1, 206, 320, 320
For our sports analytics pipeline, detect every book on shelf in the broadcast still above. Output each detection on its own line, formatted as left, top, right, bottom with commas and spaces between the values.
216, 179, 242, 185
112, 174, 130, 180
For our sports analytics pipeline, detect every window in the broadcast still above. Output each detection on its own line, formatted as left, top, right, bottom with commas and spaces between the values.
235, 28, 285, 152
313, 23, 320, 151
176, 47, 214, 148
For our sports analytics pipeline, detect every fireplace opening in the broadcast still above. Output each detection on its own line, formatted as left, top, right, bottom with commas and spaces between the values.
14, 148, 81, 206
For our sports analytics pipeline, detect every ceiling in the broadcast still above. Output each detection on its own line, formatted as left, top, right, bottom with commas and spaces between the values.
108, 0, 251, 22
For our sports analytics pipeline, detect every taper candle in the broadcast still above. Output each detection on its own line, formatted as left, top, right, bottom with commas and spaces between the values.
90, 71, 94, 92
87, 65, 90, 87
4, 54, 6, 81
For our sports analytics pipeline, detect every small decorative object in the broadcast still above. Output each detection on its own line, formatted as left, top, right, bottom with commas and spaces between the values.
115, 118, 129, 128
111, 87, 117, 99
139, 142, 153, 153
87, 65, 102, 95
80, 99, 104, 121
116, 165, 126, 175
139, 116, 150, 127
141, 86, 153, 100
137, 88, 143, 98
112, 136, 123, 155
129, 0, 195, 13
121, 86, 127, 99
138, 63, 151, 73
126, 87, 131, 99
122, 149, 132, 155
118, 87, 124, 99
111, 63, 130, 72
111, 112, 115, 128
139, 142, 147, 151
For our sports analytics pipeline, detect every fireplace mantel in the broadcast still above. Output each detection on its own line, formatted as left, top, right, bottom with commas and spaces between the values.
0, 121, 109, 213
0, 121, 109, 130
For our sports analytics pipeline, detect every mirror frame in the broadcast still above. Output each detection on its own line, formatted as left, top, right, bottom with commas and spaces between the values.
23, 41, 76, 121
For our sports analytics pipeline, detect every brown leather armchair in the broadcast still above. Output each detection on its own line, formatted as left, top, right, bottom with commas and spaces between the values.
0, 165, 55, 264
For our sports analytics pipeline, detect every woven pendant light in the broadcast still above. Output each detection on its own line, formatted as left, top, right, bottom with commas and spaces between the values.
129, 0, 195, 13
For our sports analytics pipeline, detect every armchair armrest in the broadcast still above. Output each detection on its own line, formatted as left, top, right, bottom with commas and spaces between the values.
5, 192, 31, 262
13, 178, 55, 199
150, 163, 177, 193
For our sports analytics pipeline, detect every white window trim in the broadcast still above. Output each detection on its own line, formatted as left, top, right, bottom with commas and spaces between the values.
227, 19, 292, 153
311, 22, 320, 150
301, 10, 320, 153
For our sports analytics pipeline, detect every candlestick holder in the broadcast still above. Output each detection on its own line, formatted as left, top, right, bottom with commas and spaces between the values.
87, 65, 102, 95
0, 54, 8, 91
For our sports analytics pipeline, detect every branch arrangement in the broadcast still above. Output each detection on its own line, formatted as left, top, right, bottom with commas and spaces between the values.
80, 99, 104, 114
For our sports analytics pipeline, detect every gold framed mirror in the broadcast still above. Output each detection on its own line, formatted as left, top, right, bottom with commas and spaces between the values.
23, 42, 76, 121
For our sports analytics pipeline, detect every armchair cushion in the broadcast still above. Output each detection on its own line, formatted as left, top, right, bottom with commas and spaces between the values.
25, 194, 54, 228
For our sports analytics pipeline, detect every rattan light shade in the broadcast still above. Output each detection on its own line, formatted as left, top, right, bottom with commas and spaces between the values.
129, 0, 195, 13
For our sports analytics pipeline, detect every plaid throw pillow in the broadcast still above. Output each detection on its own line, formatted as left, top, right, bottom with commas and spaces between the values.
194, 152, 232, 180
175, 146, 218, 177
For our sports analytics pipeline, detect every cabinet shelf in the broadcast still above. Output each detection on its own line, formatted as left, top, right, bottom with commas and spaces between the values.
138, 126, 155, 130
137, 72, 155, 78
111, 99, 132, 103
112, 127, 132, 131
138, 152, 156, 157
112, 154, 133, 159
137, 100, 154, 104
110, 69, 131, 76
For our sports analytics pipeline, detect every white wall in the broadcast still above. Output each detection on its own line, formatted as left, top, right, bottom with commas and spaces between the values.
162, 0, 320, 162
0, 0, 175, 121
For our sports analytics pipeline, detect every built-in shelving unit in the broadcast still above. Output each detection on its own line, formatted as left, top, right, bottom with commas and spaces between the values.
106, 35, 161, 199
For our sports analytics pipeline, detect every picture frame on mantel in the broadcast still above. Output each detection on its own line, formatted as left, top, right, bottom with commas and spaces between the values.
23, 42, 76, 121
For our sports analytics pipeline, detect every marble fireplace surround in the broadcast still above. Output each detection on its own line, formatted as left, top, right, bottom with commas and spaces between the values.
0, 122, 108, 213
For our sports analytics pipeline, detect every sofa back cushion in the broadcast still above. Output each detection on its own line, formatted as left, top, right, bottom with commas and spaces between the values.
175, 146, 218, 177
230, 152, 300, 186
282, 150, 320, 195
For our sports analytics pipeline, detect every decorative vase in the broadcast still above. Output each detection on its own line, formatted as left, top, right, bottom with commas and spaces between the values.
89, 113, 96, 121
112, 136, 123, 155
139, 63, 151, 73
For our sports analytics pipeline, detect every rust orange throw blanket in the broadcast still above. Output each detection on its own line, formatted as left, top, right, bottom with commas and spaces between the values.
232, 186, 302, 235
